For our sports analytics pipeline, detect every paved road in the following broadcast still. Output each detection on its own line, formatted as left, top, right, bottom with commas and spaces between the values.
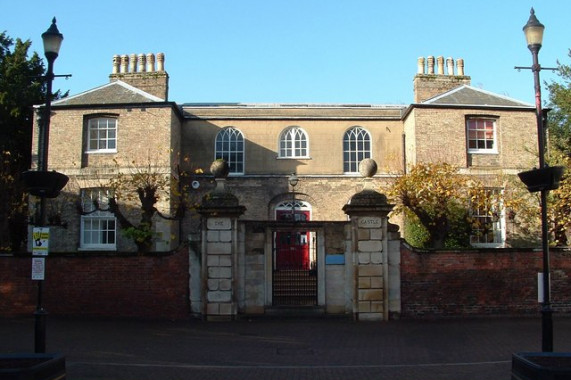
2, 315, 571, 380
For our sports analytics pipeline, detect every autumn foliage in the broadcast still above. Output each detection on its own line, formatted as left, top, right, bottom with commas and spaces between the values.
387, 163, 500, 249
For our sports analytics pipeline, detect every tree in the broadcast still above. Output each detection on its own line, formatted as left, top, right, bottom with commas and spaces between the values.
0, 33, 44, 164
387, 162, 497, 249
0, 33, 45, 251
80, 155, 202, 253
545, 50, 571, 245
549, 156, 570, 245
547, 49, 571, 158
0, 31, 68, 251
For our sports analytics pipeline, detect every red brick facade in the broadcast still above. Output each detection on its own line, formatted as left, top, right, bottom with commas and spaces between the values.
0, 247, 189, 319
400, 244, 571, 318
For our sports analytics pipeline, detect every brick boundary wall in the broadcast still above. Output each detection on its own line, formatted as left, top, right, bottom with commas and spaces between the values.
3, 244, 571, 320
0, 246, 190, 320
400, 243, 571, 318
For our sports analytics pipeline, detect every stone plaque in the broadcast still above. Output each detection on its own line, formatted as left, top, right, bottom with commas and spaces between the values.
358, 217, 382, 229
207, 218, 231, 230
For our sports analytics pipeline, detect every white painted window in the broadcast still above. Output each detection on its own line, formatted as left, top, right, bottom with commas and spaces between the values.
80, 188, 116, 250
470, 189, 505, 247
87, 117, 117, 153
279, 127, 309, 158
343, 126, 371, 173
467, 118, 497, 154
215, 127, 244, 174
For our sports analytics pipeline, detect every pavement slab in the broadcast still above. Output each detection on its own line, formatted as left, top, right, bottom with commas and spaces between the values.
2, 315, 571, 380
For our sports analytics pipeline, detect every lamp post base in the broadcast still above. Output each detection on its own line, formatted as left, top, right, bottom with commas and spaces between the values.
34, 308, 47, 354
541, 305, 553, 352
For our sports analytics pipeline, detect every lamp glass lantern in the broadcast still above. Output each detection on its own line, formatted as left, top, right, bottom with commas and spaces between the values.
41, 18, 64, 59
523, 8, 544, 49
289, 173, 299, 188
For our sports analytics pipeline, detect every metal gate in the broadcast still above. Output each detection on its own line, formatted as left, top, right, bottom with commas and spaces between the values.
272, 229, 317, 306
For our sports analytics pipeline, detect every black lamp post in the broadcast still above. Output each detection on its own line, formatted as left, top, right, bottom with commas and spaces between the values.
517, 8, 563, 353
26, 18, 66, 354
289, 173, 298, 220
39, 18, 63, 174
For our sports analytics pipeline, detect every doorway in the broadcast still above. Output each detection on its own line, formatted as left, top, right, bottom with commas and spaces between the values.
272, 204, 317, 306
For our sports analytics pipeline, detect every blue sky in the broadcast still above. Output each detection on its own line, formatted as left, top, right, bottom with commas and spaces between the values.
3, 0, 570, 105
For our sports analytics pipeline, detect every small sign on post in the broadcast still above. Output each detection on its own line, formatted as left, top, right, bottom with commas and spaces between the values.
31, 257, 45, 280
32, 227, 50, 256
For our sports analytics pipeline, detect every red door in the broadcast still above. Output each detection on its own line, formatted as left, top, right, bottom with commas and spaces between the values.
275, 210, 310, 270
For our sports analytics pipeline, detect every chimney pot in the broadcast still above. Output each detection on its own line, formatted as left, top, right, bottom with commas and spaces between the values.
129, 54, 137, 73
417, 57, 425, 74
157, 53, 165, 72
427, 56, 435, 74
120, 55, 129, 74
146, 53, 155, 72
437, 56, 444, 75
138, 54, 146, 72
446, 57, 454, 75
457, 58, 465, 76
112, 55, 120, 74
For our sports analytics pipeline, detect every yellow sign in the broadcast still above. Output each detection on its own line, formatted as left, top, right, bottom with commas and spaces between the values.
32, 227, 50, 256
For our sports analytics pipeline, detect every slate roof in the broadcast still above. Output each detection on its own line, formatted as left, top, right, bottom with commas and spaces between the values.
51, 80, 165, 106
421, 85, 533, 108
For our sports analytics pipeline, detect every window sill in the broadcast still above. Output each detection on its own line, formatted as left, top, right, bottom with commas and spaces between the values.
470, 243, 505, 248
78, 246, 117, 251
85, 150, 117, 154
468, 150, 498, 155
276, 156, 312, 160
343, 172, 365, 176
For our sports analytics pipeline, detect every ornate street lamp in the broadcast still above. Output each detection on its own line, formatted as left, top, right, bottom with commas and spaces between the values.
288, 173, 299, 189
38, 18, 63, 174
21, 18, 68, 354
289, 173, 299, 221
517, 8, 564, 353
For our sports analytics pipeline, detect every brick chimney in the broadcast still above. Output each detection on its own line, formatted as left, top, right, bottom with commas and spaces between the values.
413, 56, 471, 103
109, 52, 169, 100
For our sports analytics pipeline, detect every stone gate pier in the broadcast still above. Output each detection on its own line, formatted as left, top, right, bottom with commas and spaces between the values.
196, 162, 245, 320
343, 159, 401, 321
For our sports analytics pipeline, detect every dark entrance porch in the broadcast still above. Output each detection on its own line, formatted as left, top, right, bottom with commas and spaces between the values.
272, 228, 317, 306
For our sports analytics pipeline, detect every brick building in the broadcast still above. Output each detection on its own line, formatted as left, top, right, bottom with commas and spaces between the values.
28, 53, 540, 319
35, 53, 536, 252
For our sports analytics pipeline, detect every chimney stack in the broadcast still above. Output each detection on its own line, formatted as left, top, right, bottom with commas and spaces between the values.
109, 52, 169, 100
413, 55, 471, 103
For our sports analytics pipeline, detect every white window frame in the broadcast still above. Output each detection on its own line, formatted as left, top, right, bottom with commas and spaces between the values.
215, 127, 245, 175
275, 200, 312, 222
343, 126, 371, 173
87, 117, 117, 153
467, 118, 497, 154
278, 127, 309, 159
470, 189, 505, 248
80, 188, 117, 250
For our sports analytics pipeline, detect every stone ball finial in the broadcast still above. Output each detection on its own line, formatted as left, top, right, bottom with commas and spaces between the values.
210, 159, 230, 179
359, 158, 378, 178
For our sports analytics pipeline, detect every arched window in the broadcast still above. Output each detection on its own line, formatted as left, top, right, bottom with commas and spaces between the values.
215, 127, 244, 174
343, 126, 371, 173
275, 200, 312, 222
279, 127, 309, 158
